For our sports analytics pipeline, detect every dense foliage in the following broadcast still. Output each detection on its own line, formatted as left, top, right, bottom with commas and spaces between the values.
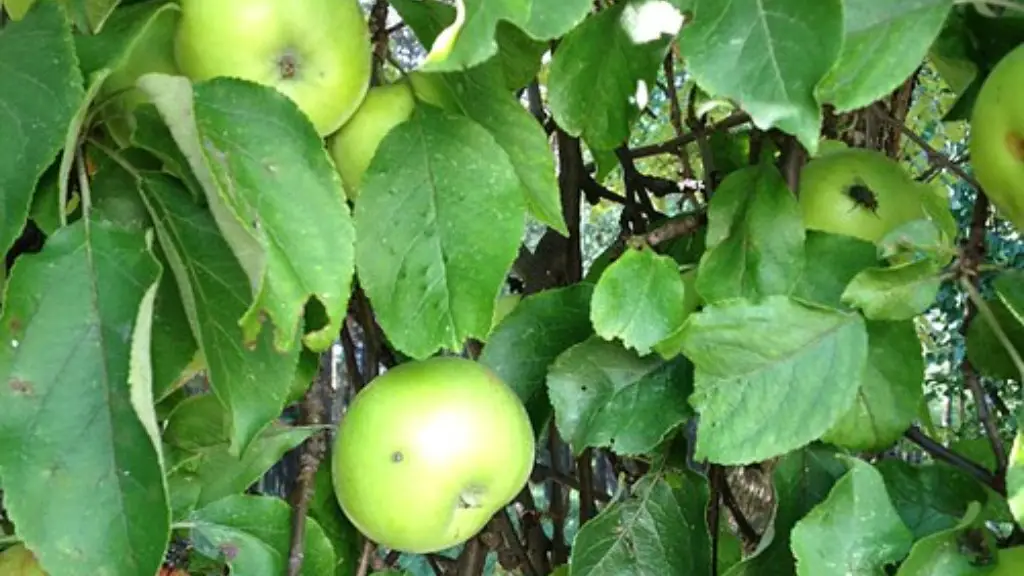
1, 0, 1024, 575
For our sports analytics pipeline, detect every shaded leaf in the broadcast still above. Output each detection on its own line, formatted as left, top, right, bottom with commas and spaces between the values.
138, 172, 300, 455
0, 218, 168, 576
547, 336, 693, 456
681, 296, 868, 464
569, 471, 711, 575
188, 494, 335, 576
591, 247, 689, 355
894, 502, 996, 576
696, 164, 805, 303
547, 0, 682, 150
137, 73, 355, 353
354, 105, 525, 359
876, 459, 990, 540
0, 0, 84, 258
791, 457, 913, 575
679, 0, 843, 153
792, 230, 879, 310
480, 284, 595, 433
822, 320, 925, 452
418, 0, 591, 73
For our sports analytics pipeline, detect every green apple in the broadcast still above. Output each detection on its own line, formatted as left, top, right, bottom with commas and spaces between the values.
327, 81, 416, 201
407, 70, 459, 111
970, 43, 1024, 232
0, 544, 47, 575
798, 148, 932, 243
98, 5, 180, 147
173, 0, 372, 136
331, 356, 535, 554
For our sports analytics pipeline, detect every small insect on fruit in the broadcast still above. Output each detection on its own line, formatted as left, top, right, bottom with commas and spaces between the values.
845, 180, 881, 216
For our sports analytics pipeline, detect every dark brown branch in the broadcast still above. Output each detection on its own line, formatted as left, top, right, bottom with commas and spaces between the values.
958, 191, 1008, 474
368, 0, 391, 85
514, 487, 552, 574
287, 350, 333, 576
871, 104, 982, 190
455, 537, 486, 576
707, 466, 723, 576
577, 448, 597, 524
547, 422, 570, 565
686, 85, 722, 194
904, 426, 1004, 495
627, 112, 750, 161
662, 48, 696, 181
531, 463, 611, 502
494, 510, 541, 576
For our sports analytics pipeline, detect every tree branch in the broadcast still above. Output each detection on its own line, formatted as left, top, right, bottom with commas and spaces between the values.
904, 426, 1004, 495
871, 104, 982, 190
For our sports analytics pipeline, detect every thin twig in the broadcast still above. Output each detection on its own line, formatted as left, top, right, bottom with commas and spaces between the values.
662, 48, 696, 181
707, 466, 723, 576
904, 426, 1004, 495
286, 352, 332, 576
355, 540, 374, 576
627, 112, 750, 161
871, 104, 982, 190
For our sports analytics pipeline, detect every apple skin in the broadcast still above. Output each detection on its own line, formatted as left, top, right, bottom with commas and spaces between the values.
327, 82, 416, 201
331, 356, 535, 554
798, 148, 930, 243
0, 544, 47, 575
970, 43, 1024, 232
173, 0, 372, 136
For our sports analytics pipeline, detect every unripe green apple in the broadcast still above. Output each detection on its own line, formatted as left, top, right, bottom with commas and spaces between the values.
798, 148, 930, 243
407, 70, 459, 112
173, 0, 372, 136
970, 43, 1024, 232
331, 356, 535, 554
0, 544, 47, 575
327, 82, 416, 201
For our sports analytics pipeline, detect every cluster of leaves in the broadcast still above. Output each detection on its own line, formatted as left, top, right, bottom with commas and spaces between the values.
1, 0, 1024, 575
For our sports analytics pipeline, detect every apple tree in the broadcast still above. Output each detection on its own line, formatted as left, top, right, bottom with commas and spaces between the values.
1, 0, 1024, 575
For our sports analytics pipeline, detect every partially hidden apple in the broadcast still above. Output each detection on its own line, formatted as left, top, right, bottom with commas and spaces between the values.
798, 148, 933, 243
970, 43, 1024, 233
173, 0, 372, 136
331, 356, 535, 554
327, 81, 416, 201
0, 544, 46, 575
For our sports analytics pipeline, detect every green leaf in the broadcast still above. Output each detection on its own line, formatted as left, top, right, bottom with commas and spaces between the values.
137, 73, 355, 354
569, 471, 711, 575
876, 459, 990, 540
894, 502, 997, 575
0, 218, 168, 576
815, 0, 952, 111
407, 68, 567, 236
591, 247, 689, 355
679, 0, 843, 154
188, 494, 335, 576
792, 231, 879, 310
966, 296, 1024, 381
164, 399, 315, 510
547, 336, 694, 456
354, 105, 525, 359
822, 320, 925, 452
0, 0, 84, 259
138, 172, 300, 455
389, 0, 546, 91
791, 457, 913, 575
480, 284, 595, 433
73, 0, 178, 79
696, 164, 805, 303
547, 0, 682, 150
725, 446, 849, 576
996, 270, 1024, 325
418, 0, 591, 73
150, 246, 201, 401
841, 259, 944, 321
681, 296, 868, 464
